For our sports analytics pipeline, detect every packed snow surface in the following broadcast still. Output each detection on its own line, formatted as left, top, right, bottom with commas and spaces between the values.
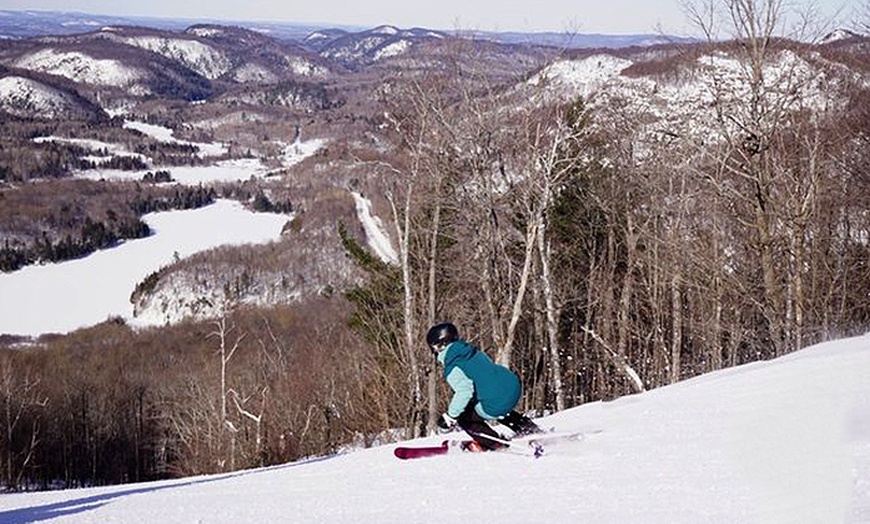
0, 200, 288, 336
1, 333, 868, 522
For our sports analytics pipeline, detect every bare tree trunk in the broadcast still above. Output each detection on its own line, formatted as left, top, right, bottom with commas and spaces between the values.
670, 271, 683, 384
537, 209, 565, 411
209, 312, 245, 471
426, 199, 442, 434
711, 271, 725, 371
582, 327, 646, 394
617, 214, 638, 366
388, 187, 422, 437
497, 220, 538, 367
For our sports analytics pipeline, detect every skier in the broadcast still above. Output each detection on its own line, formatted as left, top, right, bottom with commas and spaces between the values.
427, 322, 541, 451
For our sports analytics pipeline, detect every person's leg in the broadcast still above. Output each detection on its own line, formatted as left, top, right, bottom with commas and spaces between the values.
455, 403, 505, 451
499, 410, 542, 437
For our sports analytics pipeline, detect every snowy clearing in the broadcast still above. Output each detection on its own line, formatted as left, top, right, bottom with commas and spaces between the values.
77, 158, 268, 184
1, 333, 867, 523
122, 120, 228, 158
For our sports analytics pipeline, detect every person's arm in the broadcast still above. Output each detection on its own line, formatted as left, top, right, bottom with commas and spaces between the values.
445, 367, 474, 418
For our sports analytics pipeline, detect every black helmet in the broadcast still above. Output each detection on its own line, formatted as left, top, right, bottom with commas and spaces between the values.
426, 322, 459, 351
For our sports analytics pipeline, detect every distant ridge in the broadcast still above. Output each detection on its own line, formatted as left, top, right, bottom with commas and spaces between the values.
0, 9, 692, 49
0, 10, 347, 42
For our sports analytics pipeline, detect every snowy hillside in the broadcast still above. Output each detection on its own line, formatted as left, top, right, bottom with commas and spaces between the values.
13, 49, 147, 91
532, 48, 864, 141
114, 34, 232, 80
0, 75, 82, 118
2, 333, 867, 523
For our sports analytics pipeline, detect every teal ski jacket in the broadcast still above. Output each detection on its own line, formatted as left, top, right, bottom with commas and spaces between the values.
437, 339, 521, 420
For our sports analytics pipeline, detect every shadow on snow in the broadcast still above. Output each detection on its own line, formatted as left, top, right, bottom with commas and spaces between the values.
0, 454, 340, 523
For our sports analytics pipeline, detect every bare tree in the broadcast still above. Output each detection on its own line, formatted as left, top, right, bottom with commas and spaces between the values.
682, 0, 832, 356
1, 360, 48, 490
207, 310, 246, 470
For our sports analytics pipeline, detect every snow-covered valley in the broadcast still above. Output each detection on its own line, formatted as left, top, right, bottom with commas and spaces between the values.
0, 120, 376, 337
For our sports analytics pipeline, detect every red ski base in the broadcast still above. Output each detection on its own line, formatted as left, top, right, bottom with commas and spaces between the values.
394, 440, 472, 460
394, 443, 447, 460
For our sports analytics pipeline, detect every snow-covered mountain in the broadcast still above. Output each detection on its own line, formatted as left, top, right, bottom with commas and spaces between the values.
821, 28, 864, 45
0, 35, 214, 104
4, 11, 860, 123
0, 22, 334, 115
309, 25, 447, 69
2, 332, 867, 522
0, 10, 327, 42
0, 10, 701, 50
101, 28, 233, 80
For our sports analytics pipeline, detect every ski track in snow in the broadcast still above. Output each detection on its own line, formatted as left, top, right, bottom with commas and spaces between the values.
1, 333, 867, 522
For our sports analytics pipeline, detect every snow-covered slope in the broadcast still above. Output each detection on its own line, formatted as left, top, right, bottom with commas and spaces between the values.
109, 33, 232, 80
531, 47, 864, 141
314, 26, 446, 68
2, 333, 867, 522
13, 48, 147, 91
0, 75, 83, 118
529, 54, 635, 98
821, 29, 863, 45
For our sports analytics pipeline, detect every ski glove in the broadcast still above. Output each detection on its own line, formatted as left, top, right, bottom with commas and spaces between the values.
437, 413, 457, 433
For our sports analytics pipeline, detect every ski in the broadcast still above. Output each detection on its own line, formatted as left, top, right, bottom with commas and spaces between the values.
525, 430, 585, 446
522, 429, 600, 455
393, 429, 597, 460
393, 440, 470, 460
467, 430, 543, 458
394, 442, 448, 460
394, 437, 538, 460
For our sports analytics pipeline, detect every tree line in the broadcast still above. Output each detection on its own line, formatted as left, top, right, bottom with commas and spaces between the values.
0, 302, 377, 490
0, 181, 217, 272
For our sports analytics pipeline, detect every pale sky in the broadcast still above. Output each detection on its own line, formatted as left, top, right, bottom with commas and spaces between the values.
0, 0, 862, 35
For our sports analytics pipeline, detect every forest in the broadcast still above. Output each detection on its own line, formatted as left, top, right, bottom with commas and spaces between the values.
1, 0, 869, 490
